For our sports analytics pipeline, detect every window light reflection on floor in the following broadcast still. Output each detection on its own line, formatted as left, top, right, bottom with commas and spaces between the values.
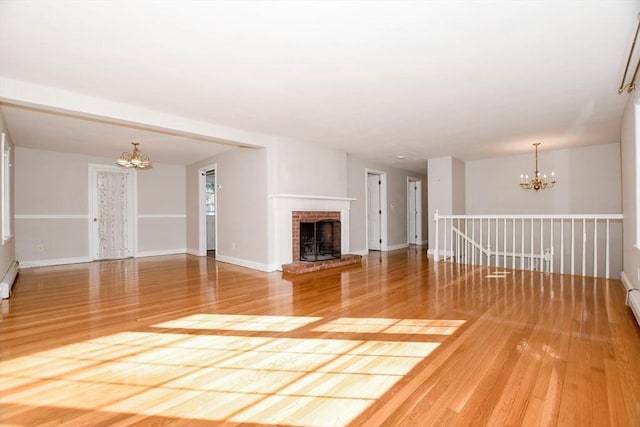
0, 314, 464, 426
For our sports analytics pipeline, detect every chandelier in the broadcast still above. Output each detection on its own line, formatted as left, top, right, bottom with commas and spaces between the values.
519, 143, 556, 191
116, 142, 153, 170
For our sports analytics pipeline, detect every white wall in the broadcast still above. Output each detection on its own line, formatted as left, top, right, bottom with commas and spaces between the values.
427, 156, 457, 250
15, 147, 186, 265
268, 138, 347, 197
186, 147, 269, 269
621, 94, 640, 292
0, 112, 15, 278
347, 155, 427, 253
465, 143, 621, 214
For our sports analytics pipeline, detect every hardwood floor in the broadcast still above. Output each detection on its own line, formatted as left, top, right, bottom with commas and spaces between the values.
1, 248, 639, 426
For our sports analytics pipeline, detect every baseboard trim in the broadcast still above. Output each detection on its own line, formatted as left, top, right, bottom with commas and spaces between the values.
185, 248, 201, 256
136, 249, 186, 258
621, 271, 634, 291
387, 243, 409, 251
427, 249, 455, 257
20, 257, 92, 268
215, 254, 273, 272
351, 250, 369, 256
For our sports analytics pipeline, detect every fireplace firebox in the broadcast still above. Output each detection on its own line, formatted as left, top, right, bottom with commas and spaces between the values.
299, 220, 341, 262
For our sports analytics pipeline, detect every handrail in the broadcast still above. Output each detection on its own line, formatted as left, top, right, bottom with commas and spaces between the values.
436, 212, 623, 220
451, 226, 489, 256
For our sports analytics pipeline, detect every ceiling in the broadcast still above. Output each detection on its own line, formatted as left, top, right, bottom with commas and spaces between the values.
0, 1, 637, 173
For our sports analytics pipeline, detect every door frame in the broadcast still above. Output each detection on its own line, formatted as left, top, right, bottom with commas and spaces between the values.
88, 164, 137, 260
198, 163, 217, 256
365, 168, 388, 252
407, 177, 423, 245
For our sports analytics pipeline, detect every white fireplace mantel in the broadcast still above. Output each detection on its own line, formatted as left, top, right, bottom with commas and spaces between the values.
269, 194, 356, 270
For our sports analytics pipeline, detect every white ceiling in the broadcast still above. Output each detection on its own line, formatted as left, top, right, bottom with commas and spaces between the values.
0, 1, 637, 172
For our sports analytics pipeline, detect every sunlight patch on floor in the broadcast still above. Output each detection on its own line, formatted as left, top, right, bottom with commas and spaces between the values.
312, 317, 466, 335
0, 314, 463, 426
153, 313, 322, 332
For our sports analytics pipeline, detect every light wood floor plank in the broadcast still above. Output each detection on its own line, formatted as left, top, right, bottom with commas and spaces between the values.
1, 250, 639, 426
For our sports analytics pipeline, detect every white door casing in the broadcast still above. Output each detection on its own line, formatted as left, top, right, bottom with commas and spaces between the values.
89, 164, 136, 260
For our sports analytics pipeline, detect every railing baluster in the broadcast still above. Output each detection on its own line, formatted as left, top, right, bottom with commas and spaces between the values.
503, 219, 507, 268
449, 218, 453, 262
593, 220, 598, 278
434, 210, 439, 262
540, 219, 544, 272
530, 218, 534, 271
472, 219, 476, 265
582, 218, 586, 277
571, 219, 575, 276
479, 218, 483, 266
521, 218, 525, 270
512, 219, 516, 269
495, 218, 499, 268
560, 219, 564, 274
606, 219, 610, 279
444, 218, 448, 262
550, 218, 554, 273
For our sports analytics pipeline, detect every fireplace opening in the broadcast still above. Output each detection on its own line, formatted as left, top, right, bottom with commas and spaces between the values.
300, 220, 341, 262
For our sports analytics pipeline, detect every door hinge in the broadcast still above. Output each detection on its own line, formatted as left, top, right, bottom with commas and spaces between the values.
379, 210, 382, 214
378, 180, 381, 185
379, 239, 382, 244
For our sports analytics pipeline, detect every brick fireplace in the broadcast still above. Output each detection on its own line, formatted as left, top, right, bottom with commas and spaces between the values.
292, 210, 341, 262
270, 194, 360, 273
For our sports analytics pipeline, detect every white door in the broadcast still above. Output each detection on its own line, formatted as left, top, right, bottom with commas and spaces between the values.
367, 173, 382, 250
407, 179, 422, 245
90, 166, 135, 260
408, 181, 417, 245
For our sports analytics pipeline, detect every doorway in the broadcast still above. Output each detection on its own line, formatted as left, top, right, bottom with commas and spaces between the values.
366, 169, 387, 251
198, 163, 217, 257
206, 170, 216, 258
89, 164, 136, 260
407, 177, 422, 245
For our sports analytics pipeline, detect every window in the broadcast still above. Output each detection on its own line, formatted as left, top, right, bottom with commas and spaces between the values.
206, 181, 215, 215
1, 133, 11, 243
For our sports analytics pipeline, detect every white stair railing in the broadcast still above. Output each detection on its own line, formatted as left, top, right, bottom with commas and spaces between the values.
433, 211, 623, 278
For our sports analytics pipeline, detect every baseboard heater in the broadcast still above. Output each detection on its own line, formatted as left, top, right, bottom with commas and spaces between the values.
0, 260, 19, 299
627, 288, 640, 327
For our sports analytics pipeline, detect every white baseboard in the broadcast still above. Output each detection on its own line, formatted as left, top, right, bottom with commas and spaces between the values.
185, 248, 202, 256
387, 243, 409, 251
136, 249, 186, 258
351, 249, 369, 256
20, 256, 92, 268
427, 249, 454, 257
621, 271, 634, 291
215, 254, 273, 272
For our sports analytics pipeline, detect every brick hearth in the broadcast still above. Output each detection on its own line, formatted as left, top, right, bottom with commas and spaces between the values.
282, 254, 362, 274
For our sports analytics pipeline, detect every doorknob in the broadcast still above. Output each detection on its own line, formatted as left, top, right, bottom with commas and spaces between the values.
93, 218, 98, 222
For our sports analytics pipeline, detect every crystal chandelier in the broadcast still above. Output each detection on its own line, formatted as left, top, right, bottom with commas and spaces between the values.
519, 143, 556, 191
116, 142, 153, 169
